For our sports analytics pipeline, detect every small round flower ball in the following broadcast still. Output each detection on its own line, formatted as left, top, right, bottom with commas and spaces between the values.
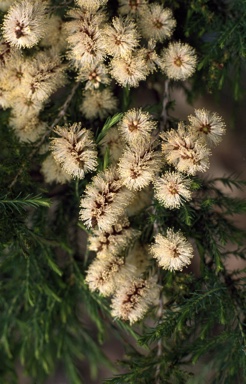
75, 0, 108, 11
41, 154, 72, 185
50, 123, 98, 179
151, 229, 194, 271
2, 0, 48, 49
118, 108, 156, 144
110, 54, 147, 88
0, 0, 16, 12
80, 89, 118, 120
85, 255, 127, 297
102, 16, 139, 58
160, 41, 197, 80
118, 0, 148, 16
118, 140, 163, 191
154, 171, 192, 209
188, 108, 226, 146
138, 4, 176, 42
111, 276, 159, 324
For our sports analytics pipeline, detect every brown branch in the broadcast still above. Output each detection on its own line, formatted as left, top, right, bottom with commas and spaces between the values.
160, 79, 170, 131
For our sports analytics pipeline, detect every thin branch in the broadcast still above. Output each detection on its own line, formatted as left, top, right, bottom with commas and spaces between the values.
9, 82, 80, 189
160, 79, 170, 131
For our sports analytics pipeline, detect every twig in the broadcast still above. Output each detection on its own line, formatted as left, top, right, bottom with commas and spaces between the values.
9, 82, 80, 189
160, 79, 170, 131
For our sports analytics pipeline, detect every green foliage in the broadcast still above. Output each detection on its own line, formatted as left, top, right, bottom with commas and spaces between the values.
0, 0, 246, 383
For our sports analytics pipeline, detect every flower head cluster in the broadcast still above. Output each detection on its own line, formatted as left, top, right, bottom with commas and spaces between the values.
41, 154, 72, 184
160, 41, 197, 80
75, 0, 108, 12
0, 0, 16, 12
154, 171, 192, 209
102, 17, 139, 58
138, 3, 176, 42
110, 54, 147, 88
151, 229, 194, 271
9, 113, 47, 143
118, 140, 163, 191
80, 89, 117, 120
138, 39, 161, 75
65, 6, 106, 69
118, 109, 156, 144
2, 0, 48, 49
0, 47, 66, 141
85, 255, 128, 296
50, 123, 98, 179
188, 108, 226, 146
111, 277, 159, 324
40, 14, 68, 52
77, 63, 110, 90
118, 0, 148, 15
88, 216, 140, 258
160, 123, 211, 175
80, 167, 134, 231
0, 0, 227, 328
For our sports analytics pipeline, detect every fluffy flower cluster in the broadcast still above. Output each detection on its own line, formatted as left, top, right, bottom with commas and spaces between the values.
81, 102, 225, 323
111, 277, 160, 324
50, 123, 98, 179
2, 0, 48, 49
0, 0, 67, 143
64, 0, 194, 120
160, 123, 211, 175
151, 229, 194, 271
0, 1, 227, 326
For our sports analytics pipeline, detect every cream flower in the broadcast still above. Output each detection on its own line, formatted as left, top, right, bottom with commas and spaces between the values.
138, 39, 161, 75
40, 15, 67, 52
118, 0, 148, 15
80, 167, 134, 231
160, 123, 211, 175
80, 89, 118, 120
118, 140, 163, 191
0, 0, 16, 12
160, 41, 197, 80
21, 49, 67, 103
111, 276, 159, 324
10, 96, 43, 117
75, 0, 108, 11
85, 255, 128, 296
88, 216, 140, 258
9, 113, 47, 143
110, 53, 147, 88
50, 123, 98, 179
2, 0, 47, 49
118, 108, 156, 144
151, 229, 194, 271
77, 63, 110, 90
154, 171, 192, 209
138, 4, 176, 42
41, 154, 72, 184
126, 243, 151, 276
0, 50, 28, 96
102, 17, 138, 58
66, 11, 106, 69
188, 109, 226, 146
